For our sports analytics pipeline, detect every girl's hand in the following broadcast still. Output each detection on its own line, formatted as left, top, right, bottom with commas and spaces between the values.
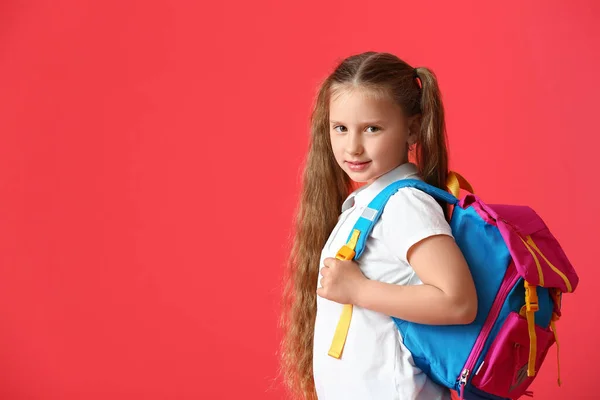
316, 258, 367, 304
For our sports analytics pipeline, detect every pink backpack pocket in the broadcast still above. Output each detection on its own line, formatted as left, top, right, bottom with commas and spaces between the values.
470, 311, 555, 398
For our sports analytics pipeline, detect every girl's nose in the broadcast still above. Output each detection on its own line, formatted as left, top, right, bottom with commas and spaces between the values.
345, 131, 363, 155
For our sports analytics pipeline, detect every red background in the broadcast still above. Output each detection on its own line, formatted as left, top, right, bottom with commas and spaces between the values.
0, 1, 598, 399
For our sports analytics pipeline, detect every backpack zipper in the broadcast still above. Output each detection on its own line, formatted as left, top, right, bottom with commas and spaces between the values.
457, 263, 520, 399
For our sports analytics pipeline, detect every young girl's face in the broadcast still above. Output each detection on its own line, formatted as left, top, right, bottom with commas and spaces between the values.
329, 87, 416, 184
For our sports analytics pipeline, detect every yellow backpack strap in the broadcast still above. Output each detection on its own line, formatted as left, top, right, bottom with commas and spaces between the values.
446, 171, 474, 198
328, 229, 360, 359
550, 312, 562, 386
550, 289, 563, 386
524, 281, 539, 377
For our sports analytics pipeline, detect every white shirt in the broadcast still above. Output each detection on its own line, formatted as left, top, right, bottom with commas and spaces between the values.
313, 162, 453, 400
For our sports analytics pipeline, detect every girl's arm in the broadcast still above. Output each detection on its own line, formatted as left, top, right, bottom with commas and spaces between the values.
354, 234, 477, 325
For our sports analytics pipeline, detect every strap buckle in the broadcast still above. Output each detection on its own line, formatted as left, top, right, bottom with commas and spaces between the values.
335, 245, 355, 261
525, 281, 539, 312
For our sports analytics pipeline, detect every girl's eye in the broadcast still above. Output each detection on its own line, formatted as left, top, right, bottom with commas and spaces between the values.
333, 126, 380, 133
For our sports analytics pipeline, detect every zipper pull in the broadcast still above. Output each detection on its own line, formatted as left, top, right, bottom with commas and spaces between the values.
459, 369, 470, 400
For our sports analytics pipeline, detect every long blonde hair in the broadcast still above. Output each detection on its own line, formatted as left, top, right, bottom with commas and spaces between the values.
279, 51, 450, 399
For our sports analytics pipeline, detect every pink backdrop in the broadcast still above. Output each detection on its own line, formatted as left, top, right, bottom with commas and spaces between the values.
1, 1, 597, 398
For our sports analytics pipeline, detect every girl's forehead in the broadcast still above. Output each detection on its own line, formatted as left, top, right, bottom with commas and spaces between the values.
329, 86, 399, 117
330, 85, 389, 103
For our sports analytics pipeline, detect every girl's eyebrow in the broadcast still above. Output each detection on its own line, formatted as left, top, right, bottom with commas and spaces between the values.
329, 120, 385, 125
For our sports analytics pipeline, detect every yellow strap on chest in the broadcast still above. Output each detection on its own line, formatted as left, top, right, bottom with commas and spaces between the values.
328, 229, 360, 359
328, 304, 353, 358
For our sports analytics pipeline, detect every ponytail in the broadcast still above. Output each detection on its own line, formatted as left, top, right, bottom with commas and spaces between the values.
413, 67, 450, 216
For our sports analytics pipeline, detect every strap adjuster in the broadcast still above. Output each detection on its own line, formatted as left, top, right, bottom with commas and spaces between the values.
335, 245, 355, 261
525, 281, 539, 312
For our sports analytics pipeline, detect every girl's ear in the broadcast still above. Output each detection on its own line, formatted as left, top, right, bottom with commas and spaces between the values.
407, 133, 417, 146
407, 114, 421, 145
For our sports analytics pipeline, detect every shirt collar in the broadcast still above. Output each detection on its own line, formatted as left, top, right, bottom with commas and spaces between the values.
341, 162, 421, 212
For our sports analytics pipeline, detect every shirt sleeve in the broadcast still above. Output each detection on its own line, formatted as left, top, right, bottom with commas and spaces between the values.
378, 187, 454, 264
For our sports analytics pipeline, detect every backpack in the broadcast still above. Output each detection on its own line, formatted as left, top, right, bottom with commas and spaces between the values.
326, 172, 578, 400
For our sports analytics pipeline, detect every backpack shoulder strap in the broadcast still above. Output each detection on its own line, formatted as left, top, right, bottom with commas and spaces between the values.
349, 179, 458, 259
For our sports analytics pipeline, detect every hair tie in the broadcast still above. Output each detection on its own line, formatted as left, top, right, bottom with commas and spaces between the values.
413, 68, 422, 89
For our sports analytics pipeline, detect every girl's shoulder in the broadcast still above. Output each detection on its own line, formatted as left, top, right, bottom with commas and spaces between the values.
375, 186, 453, 263
381, 186, 446, 221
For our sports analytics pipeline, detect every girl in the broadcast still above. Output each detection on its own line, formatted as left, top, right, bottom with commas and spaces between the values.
280, 51, 477, 400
